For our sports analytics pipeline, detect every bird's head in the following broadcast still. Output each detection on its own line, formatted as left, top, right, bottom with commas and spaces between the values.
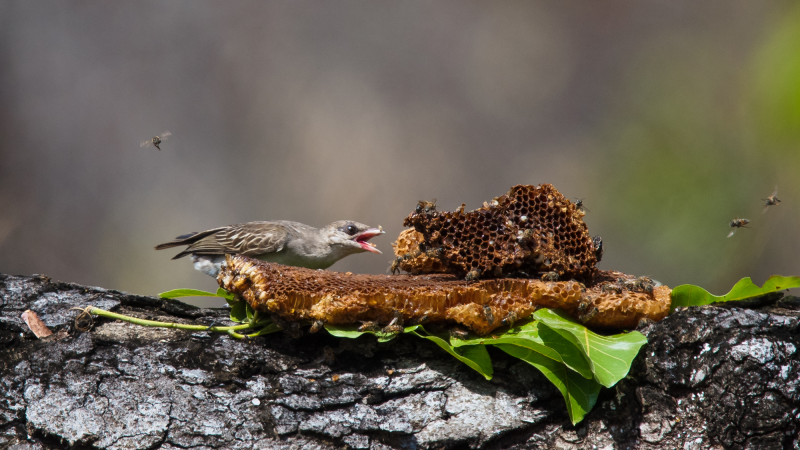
323, 220, 385, 255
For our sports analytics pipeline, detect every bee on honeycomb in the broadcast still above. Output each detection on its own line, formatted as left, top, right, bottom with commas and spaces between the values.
402, 184, 597, 281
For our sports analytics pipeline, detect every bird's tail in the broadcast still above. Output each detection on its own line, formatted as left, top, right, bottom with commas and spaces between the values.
154, 228, 224, 251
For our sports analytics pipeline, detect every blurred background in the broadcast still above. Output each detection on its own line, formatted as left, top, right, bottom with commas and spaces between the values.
1, 1, 799, 307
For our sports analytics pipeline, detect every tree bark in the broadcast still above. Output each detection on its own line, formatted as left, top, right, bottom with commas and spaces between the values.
1, 273, 799, 449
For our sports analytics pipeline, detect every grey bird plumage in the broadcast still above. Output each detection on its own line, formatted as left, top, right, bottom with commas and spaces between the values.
155, 220, 384, 277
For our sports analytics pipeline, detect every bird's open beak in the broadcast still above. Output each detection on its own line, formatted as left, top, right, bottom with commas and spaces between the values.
355, 228, 385, 254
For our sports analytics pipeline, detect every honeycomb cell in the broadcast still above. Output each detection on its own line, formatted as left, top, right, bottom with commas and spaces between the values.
399, 184, 596, 281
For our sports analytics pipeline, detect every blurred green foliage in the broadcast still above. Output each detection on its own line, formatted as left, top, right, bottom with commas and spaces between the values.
591, 5, 800, 293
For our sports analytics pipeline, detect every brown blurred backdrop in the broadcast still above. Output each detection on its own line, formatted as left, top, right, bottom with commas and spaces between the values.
1, 1, 799, 307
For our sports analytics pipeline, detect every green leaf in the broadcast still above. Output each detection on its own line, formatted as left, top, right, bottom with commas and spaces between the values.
159, 288, 223, 299
216, 288, 237, 305
449, 319, 593, 379
324, 324, 493, 379
496, 344, 600, 425
247, 322, 282, 337
229, 301, 247, 323
411, 329, 493, 380
534, 309, 647, 388
324, 324, 369, 339
323, 323, 416, 343
246, 303, 255, 322
671, 275, 800, 311
216, 287, 234, 299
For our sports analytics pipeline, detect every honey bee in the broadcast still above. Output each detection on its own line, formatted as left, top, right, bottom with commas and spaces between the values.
483, 305, 495, 325
450, 328, 470, 340
541, 271, 559, 282
358, 321, 381, 332
501, 311, 518, 327
601, 283, 622, 294
574, 198, 589, 213
762, 186, 781, 214
578, 307, 599, 324
140, 131, 171, 151
425, 247, 445, 259
630, 276, 655, 294
727, 218, 750, 238
389, 256, 403, 275
518, 229, 535, 244
309, 320, 324, 334
410, 315, 429, 325
382, 315, 404, 334
592, 236, 603, 262
415, 199, 437, 214
465, 269, 481, 282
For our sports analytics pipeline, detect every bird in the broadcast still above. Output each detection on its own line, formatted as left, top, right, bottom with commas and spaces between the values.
155, 220, 385, 277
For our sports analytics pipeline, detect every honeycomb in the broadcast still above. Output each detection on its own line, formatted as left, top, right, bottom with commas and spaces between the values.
391, 229, 448, 274
402, 184, 598, 281
219, 254, 670, 335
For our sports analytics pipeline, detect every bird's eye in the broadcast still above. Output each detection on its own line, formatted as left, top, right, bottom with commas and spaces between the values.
346, 224, 358, 235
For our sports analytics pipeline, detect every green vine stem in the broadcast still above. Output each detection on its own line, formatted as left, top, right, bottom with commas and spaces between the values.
83, 306, 271, 334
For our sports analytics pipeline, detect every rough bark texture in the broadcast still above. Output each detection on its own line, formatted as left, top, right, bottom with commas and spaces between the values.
1, 273, 799, 449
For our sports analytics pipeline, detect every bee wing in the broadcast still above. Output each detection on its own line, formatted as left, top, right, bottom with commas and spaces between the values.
140, 139, 152, 148
763, 204, 771, 214
159, 131, 172, 141
771, 185, 778, 198
727, 228, 737, 238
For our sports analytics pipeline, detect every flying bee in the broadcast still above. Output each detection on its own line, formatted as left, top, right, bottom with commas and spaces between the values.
592, 236, 603, 262
727, 218, 750, 238
415, 198, 437, 214
140, 131, 171, 151
574, 198, 589, 213
541, 271, 559, 282
762, 186, 781, 214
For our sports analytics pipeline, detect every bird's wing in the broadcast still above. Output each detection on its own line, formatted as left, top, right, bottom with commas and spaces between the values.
199, 222, 290, 256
